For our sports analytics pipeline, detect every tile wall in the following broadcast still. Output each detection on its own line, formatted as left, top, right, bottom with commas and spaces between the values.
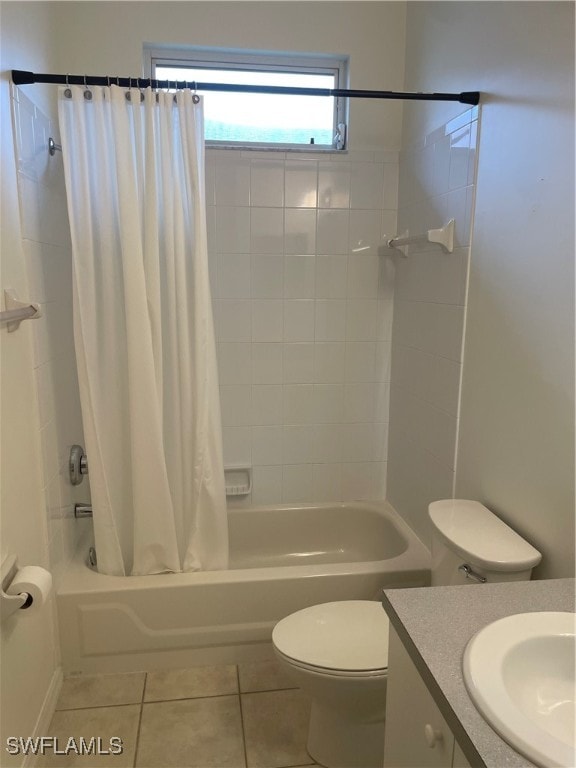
206, 149, 399, 505
387, 107, 479, 543
11, 86, 88, 578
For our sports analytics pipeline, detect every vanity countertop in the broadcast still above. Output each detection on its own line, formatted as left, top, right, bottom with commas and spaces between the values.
382, 577, 575, 768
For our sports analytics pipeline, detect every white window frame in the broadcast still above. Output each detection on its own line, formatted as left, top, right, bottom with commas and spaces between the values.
144, 46, 349, 152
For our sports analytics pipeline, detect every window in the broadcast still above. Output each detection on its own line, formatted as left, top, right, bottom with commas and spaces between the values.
144, 47, 348, 151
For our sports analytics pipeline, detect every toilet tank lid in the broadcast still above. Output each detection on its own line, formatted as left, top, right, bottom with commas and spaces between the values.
428, 500, 542, 571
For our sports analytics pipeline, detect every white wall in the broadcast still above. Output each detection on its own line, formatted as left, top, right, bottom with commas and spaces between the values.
0, 2, 63, 760
51, 1, 406, 151
401, 2, 574, 578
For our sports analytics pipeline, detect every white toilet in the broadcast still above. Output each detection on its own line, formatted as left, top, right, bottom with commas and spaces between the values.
272, 499, 542, 768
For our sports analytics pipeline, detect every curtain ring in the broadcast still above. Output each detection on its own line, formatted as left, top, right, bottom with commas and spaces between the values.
192, 81, 200, 104
83, 74, 92, 100
64, 73, 72, 99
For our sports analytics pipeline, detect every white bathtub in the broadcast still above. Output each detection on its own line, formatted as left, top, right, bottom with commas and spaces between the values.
57, 502, 430, 674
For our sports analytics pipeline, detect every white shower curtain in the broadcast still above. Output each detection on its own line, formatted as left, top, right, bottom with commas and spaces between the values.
59, 85, 228, 576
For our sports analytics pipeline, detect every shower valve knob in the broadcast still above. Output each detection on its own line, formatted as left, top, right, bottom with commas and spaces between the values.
69, 444, 89, 486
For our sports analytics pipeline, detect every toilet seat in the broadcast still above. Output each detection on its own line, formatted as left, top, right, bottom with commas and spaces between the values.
272, 600, 390, 674
274, 647, 388, 678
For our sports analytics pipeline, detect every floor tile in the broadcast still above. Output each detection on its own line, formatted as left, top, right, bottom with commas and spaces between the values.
38, 705, 140, 767
238, 660, 298, 693
56, 673, 146, 710
136, 696, 245, 768
144, 664, 238, 702
241, 689, 311, 768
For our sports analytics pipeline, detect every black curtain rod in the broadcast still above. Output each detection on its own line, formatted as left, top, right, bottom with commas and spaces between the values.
12, 70, 480, 106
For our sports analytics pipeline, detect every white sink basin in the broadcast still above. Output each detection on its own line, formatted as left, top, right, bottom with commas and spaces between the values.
463, 612, 576, 768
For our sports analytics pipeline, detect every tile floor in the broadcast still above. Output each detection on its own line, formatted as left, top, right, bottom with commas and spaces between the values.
40, 661, 317, 768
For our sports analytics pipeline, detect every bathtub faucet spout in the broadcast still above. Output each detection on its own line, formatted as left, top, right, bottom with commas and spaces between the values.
74, 503, 93, 518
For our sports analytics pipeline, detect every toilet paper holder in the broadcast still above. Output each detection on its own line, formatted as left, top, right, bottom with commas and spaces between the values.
1, 555, 32, 622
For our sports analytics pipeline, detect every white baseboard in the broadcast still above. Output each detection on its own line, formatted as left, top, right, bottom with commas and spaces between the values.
22, 666, 63, 768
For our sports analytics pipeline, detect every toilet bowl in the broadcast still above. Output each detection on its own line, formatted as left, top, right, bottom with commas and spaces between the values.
272, 500, 542, 768
272, 600, 389, 768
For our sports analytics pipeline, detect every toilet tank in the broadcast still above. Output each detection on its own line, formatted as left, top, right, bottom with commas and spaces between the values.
428, 500, 542, 586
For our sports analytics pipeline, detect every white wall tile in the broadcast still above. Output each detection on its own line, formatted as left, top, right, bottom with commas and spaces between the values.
375, 341, 392, 382
35, 361, 56, 430
216, 299, 252, 342
467, 121, 478, 185
284, 255, 315, 298
283, 425, 316, 464
283, 384, 316, 424
312, 463, 342, 501
252, 466, 283, 505
315, 254, 348, 298
377, 299, 394, 340
250, 160, 284, 208
448, 125, 471, 191
382, 163, 400, 210
205, 160, 216, 206
252, 342, 283, 384
313, 384, 345, 423
285, 162, 317, 208
252, 300, 283, 342
349, 210, 381, 252
252, 426, 283, 465
284, 209, 316, 255
209, 150, 395, 504
315, 300, 346, 341
433, 135, 451, 196
375, 383, 391, 423
317, 210, 349, 254
341, 423, 375, 462
347, 253, 380, 299
251, 207, 284, 254
284, 299, 315, 342
216, 207, 251, 252
251, 254, 283, 298
282, 464, 313, 503
313, 424, 344, 463
251, 385, 283, 426
218, 253, 251, 298
350, 163, 384, 210
345, 299, 378, 341
215, 159, 251, 206
313, 342, 346, 383
318, 163, 350, 209
373, 421, 389, 462
23, 239, 70, 304
220, 385, 252, 426
217, 343, 252, 386
341, 462, 375, 501
344, 384, 376, 423
345, 342, 376, 383
283, 343, 314, 383
223, 426, 252, 466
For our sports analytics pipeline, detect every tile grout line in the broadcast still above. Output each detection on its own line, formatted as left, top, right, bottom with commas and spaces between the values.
236, 665, 249, 768
132, 672, 147, 768
54, 686, 296, 712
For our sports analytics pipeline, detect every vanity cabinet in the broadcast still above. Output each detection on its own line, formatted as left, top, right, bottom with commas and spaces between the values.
383, 627, 472, 768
